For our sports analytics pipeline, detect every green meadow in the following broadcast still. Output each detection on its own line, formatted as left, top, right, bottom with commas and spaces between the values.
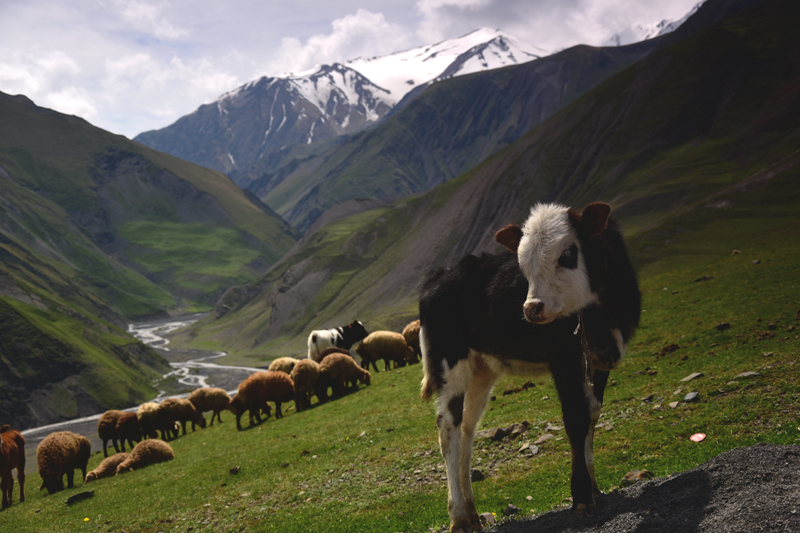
4, 225, 798, 532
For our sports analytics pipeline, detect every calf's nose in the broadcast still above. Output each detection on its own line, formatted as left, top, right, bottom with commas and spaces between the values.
524, 301, 545, 323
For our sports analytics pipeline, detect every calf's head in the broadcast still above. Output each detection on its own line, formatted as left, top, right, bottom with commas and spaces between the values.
496, 202, 610, 324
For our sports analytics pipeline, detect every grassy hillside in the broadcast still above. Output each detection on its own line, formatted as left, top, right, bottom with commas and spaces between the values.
3, 230, 798, 531
0, 92, 298, 427
171, 0, 800, 365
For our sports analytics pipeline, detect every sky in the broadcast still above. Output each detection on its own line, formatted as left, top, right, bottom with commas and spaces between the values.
0, 0, 702, 139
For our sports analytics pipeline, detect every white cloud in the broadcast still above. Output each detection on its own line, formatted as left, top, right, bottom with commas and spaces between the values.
263, 9, 413, 76
118, 0, 187, 41
41, 86, 98, 119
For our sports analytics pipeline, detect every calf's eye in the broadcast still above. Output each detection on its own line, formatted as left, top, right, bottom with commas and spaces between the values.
558, 244, 578, 269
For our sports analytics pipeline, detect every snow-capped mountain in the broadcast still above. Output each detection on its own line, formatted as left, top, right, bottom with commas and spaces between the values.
134, 28, 541, 183
605, 1, 706, 47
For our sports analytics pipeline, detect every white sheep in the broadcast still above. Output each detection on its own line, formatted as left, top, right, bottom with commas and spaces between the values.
85, 453, 129, 482
355, 331, 415, 372
268, 357, 300, 375
116, 440, 174, 474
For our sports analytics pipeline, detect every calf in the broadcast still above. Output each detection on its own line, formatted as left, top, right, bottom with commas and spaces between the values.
307, 320, 369, 361
419, 203, 640, 532
0, 425, 25, 508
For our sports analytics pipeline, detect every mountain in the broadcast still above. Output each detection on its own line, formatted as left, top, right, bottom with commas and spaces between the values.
605, 1, 706, 46
169, 0, 797, 360
0, 92, 298, 427
133, 29, 541, 189
242, 0, 761, 233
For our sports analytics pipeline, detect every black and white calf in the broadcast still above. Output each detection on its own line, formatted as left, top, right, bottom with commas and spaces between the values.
307, 320, 369, 361
419, 203, 640, 533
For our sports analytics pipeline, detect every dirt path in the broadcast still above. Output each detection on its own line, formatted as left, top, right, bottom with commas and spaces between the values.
494, 443, 800, 533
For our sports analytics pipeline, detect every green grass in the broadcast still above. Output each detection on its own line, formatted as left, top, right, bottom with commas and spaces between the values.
5, 230, 799, 531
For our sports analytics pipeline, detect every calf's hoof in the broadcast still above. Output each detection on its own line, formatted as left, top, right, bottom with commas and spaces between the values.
572, 502, 597, 516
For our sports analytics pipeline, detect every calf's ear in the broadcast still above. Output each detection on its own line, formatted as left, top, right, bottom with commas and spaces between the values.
581, 202, 611, 237
495, 224, 524, 253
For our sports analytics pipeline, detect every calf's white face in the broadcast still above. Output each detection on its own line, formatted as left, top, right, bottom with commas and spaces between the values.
496, 203, 605, 324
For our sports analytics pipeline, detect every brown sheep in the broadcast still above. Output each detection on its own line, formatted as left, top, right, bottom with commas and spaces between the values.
317, 346, 352, 363
85, 453, 129, 482
1, 424, 25, 508
229, 371, 294, 430
268, 357, 300, 374
159, 398, 206, 438
37, 431, 91, 494
319, 352, 371, 398
291, 358, 327, 411
98, 410, 124, 457
402, 319, 421, 362
116, 412, 143, 451
116, 440, 174, 474
356, 331, 415, 371
137, 402, 170, 440
187, 387, 231, 426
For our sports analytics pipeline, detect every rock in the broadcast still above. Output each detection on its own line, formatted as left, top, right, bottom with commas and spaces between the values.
684, 392, 700, 402
534, 433, 554, 445
694, 276, 713, 282
504, 503, 519, 516
735, 371, 761, 379
716, 322, 731, 331
544, 422, 563, 432
476, 426, 511, 442
669, 401, 680, 409
763, 352, 774, 357
510, 423, 528, 436
526, 495, 533, 501
471, 469, 485, 482
731, 249, 740, 255
680, 372, 704, 382
767, 322, 777, 330
479, 512, 497, 526
752, 259, 761, 265
518, 442, 540, 456
65, 491, 94, 505
642, 394, 654, 402
620, 469, 655, 487
229, 466, 240, 475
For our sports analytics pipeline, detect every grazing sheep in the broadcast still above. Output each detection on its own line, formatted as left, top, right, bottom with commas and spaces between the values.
36, 431, 91, 494
307, 320, 369, 361
0, 424, 25, 508
85, 453, 129, 482
290, 358, 326, 411
98, 410, 124, 457
137, 402, 169, 440
356, 331, 415, 372
115, 412, 143, 451
268, 357, 300, 375
115, 440, 174, 474
319, 352, 371, 397
159, 398, 206, 438
187, 387, 232, 426
317, 346, 352, 363
229, 371, 294, 430
402, 320, 421, 362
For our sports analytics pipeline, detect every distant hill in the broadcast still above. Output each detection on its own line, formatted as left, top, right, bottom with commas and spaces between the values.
171, 0, 797, 360
0, 92, 297, 427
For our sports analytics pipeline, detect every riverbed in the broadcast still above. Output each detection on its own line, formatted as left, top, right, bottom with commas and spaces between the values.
20, 315, 263, 473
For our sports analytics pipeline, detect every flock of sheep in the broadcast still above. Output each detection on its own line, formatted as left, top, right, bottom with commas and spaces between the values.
0, 319, 421, 507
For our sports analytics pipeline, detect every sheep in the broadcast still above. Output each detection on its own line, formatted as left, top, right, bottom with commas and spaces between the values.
85, 453, 129, 482
402, 319, 421, 362
36, 431, 91, 494
137, 402, 169, 440
290, 358, 326, 411
115, 440, 174, 474
187, 387, 232, 426
98, 410, 124, 457
420, 202, 641, 530
0, 424, 25, 508
229, 371, 294, 430
317, 347, 352, 363
319, 352, 371, 398
116, 412, 143, 451
356, 331, 415, 372
268, 357, 300, 375
159, 398, 206, 438
307, 320, 369, 361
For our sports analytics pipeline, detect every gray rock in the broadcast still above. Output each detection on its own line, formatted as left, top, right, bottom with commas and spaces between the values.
504, 503, 519, 516
735, 371, 761, 379
684, 392, 700, 402
680, 372, 704, 382
534, 433, 554, 445
480, 512, 497, 526
716, 322, 731, 331
471, 469, 485, 482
